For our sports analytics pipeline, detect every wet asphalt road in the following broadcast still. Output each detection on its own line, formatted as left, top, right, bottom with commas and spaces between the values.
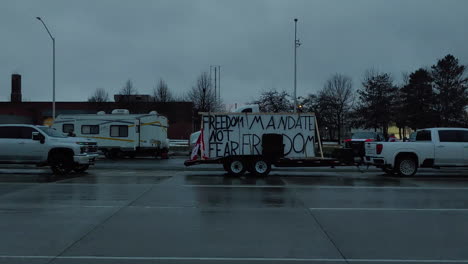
1, 158, 468, 263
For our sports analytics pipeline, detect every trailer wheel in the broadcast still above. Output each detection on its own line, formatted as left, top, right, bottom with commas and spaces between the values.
227, 158, 246, 176
250, 159, 271, 177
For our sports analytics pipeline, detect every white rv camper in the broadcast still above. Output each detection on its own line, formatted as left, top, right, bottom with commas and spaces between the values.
52, 109, 169, 158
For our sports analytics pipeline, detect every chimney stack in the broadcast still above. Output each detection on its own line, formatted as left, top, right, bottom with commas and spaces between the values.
11, 74, 22, 103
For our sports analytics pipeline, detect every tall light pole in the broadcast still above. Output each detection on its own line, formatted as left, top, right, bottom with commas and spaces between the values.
36, 17, 56, 121
210, 65, 221, 104
293, 18, 301, 113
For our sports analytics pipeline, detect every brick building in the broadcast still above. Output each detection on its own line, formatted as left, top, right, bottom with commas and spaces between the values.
0, 74, 195, 139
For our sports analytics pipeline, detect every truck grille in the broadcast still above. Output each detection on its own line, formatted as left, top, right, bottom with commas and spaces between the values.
81, 145, 98, 154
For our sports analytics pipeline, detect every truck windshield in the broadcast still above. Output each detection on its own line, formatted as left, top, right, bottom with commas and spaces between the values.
37, 127, 67, 138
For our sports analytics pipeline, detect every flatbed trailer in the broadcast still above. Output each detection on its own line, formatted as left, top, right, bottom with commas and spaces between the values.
185, 157, 343, 167
184, 112, 354, 176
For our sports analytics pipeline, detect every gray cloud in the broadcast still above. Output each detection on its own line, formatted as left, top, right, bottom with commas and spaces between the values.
1, 0, 467, 105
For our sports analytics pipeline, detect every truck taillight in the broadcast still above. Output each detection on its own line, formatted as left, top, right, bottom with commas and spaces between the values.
376, 144, 383, 154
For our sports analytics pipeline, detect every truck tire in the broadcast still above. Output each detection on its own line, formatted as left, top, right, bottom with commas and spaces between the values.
249, 158, 271, 177
227, 158, 246, 176
49, 151, 74, 176
396, 157, 417, 177
73, 164, 89, 173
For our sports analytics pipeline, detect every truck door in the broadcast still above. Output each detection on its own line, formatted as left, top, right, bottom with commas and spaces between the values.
434, 130, 464, 166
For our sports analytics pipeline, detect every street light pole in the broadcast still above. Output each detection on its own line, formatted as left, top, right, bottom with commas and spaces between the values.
293, 18, 301, 113
36, 17, 56, 121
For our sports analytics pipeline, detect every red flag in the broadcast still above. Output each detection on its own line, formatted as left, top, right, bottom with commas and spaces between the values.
190, 130, 207, 160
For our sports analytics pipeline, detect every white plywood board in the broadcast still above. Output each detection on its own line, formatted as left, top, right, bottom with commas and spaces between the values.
201, 113, 316, 158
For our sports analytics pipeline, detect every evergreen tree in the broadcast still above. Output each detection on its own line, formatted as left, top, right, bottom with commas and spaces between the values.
355, 70, 398, 137
400, 68, 436, 129
431, 54, 468, 126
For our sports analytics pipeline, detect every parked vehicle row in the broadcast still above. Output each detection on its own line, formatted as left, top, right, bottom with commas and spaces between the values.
0, 109, 170, 175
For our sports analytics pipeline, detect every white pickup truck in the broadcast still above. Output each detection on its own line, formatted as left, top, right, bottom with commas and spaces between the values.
365, 127, 468, 176
0, 124, 99, 175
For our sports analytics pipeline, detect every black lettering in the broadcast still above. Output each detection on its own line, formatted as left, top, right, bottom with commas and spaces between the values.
224, 129, 233, 141
209, 130, 217, 142
252, 134, 261, 155
202, 116, 210, 128
304, 135, 315, 154
222, 115, 228, 129
293, 133, 305, 153
230, 141, 239, 155
287, 116, 296, 129
283, 134, 293, 155
224, 142, 231, 156
242, 134, 251, 155
238, 116, 245, 127
279, 116, 287, 130
209, 142, 223, 157
266, 116, 276, 130
249, 116, 265, 129
209, 116, 215, 130
216, 130, 224, 141
295, 116, 302, 129
215, 117, 221, 130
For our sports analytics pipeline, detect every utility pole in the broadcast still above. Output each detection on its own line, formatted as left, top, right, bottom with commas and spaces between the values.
218, 66, 221, 102
293, 18, 301, 113
36, 17, 56, 121
210, 65, 221, 104
214, 66, 217, 104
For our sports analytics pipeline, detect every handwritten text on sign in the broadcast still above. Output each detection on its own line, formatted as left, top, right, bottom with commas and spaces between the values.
202, 114, 316, 158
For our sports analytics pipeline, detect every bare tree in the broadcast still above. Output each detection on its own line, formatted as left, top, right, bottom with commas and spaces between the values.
88, 88, 109, 103
153, 79, 173, 102
119, 79, 137, 96
117, 79, 138, 112
252, 89, 292, 112
320, 74, 354, 143
187, 72, 221, 112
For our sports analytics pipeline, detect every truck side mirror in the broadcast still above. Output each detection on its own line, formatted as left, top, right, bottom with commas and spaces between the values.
32, 132, 40, 141
32, 132, 45, 144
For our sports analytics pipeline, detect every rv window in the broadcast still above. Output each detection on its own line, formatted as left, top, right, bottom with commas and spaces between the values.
110, 125, 128, 137
82, 125, 99, 135
63, 124, 74, 133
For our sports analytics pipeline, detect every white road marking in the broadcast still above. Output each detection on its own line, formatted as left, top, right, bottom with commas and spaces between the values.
1, 255, 468, 263
309, 207, 468, 211
184, 184, 468, 190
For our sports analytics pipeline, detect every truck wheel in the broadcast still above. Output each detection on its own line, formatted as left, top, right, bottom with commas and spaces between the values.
227, 158, 246, 176
73, 165, 89, 173
396, 157, 417, 177
50, 152, 73, 176
249, 159, 271, 177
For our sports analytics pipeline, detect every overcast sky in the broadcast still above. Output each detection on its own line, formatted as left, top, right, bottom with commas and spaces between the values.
1, 0, 467, 106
